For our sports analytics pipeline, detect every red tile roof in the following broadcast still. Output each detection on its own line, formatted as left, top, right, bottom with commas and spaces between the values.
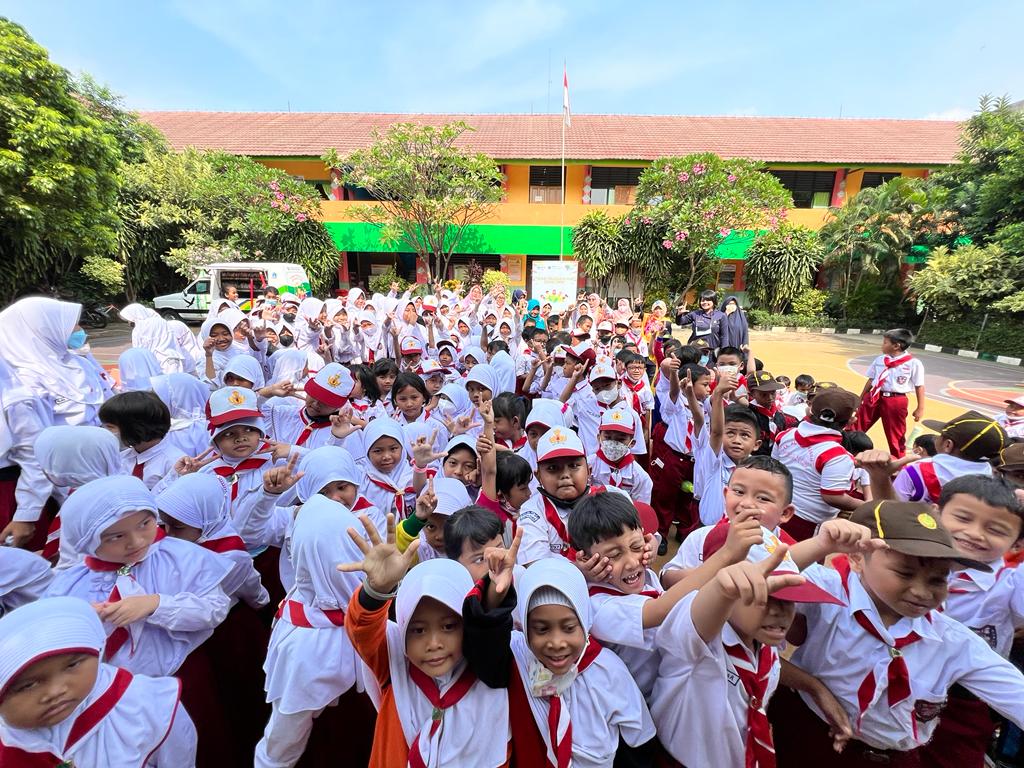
139, 111, 961, 165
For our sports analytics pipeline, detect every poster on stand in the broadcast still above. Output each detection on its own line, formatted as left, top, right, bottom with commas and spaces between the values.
531, 260, 578, 314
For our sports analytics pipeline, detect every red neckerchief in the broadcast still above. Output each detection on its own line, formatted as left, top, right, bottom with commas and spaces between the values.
368, 476, 414, 518
296, 409, 331, 446
84, 530, 166, 660
867, 354, 913, 405
3, 667, 137, 764
622, 376, 645, 414
595, 447, 636, 473
724, 642, 777, 768
407, 664, 478, 768
499, 434, 529, 451
212, 447, 271, 501
833, 556, 929, 735
541, 485, 607, 561
546, 637, 603, 768
131, 461, 145, 480
201, 535, 246, 553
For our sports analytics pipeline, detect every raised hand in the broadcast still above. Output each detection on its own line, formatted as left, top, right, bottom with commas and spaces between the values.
94, 594, 160, 627
478, 398, 494, 425
485, 529, 522, 595
715, 544, 803, 606
446, 414, 481, 437
202, 337, 217, 353
255, 440, 295, 463
414, 476, 438, 521
174, 448, 217, 476
412, 429, 446, 468
337, 513, 419, 594
262, 451, 304, 495
855, 449, 918, 476
330, 408, 363, 440
575, 549, 613, 583
476, 434, 495, 456
815, 519, 888, 555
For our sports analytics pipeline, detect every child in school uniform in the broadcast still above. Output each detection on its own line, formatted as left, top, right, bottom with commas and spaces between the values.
0, 596, 197, 767
651, 361, 711, 546
35, 424, 126, 566
344, 520, 516, 767
516, 427, 628, 565
256, 484, 377, 768
99, 391, 181, 493
563, 359, 644, 458
771, 500, 1024, 767
588, 406, 653, 505
0, 548, 53, 617
651, 525, 850, 768
518, 397, 570, 483
395, 475, 472, 563
491, 392, 528, 450
772, 387, 861, 541
263, 362, 357, 450
150, 372, 213, 459
998, 394, 1024, 440
853, 328, 926, 457
508, 556, 657, 767
359, 418, 417, 523
660, 455, 799, 586
348, 363, 387, 423
746, 370, 794, 455
889, 410, 1007, 504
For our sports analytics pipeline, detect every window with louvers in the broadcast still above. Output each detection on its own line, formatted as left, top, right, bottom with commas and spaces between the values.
529, 165, 564, 204
590, 166, 644, 205
860, 172, 901, 190
766, 170, 836, 208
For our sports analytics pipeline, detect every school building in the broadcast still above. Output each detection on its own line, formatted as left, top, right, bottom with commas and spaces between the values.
140, 111, 961, 298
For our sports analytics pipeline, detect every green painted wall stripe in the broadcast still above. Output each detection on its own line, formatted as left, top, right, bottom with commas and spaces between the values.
324, 221, 756, 260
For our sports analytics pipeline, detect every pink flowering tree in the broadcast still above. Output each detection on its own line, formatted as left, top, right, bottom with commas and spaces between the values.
632, 152, 791, 306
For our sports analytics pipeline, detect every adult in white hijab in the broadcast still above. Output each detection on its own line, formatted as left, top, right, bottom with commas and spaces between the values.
131, 315, 189, 375
0, 297, 109, 426
117, 348, 162, 392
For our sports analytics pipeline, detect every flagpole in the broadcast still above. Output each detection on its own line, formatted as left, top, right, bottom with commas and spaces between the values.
560, 60, 567, 260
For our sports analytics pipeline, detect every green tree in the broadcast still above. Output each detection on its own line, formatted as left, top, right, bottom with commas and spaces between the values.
323, 121, 503, 284
631, 153, 791, 305
0, 18, 121, 302
819, 177, 958, 315
117, 147, 339, 297
907, 243, 1023, 317
572, 210, 622, 297
745, 224, 824, 313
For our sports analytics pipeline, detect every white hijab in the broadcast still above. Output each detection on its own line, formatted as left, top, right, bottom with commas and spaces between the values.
155, 473, 237, 544
117, 348, 161, 392
0, 296, 107, 410
0, 597, 182, 764
35, 426, 124, 490
131, 316, 187, 374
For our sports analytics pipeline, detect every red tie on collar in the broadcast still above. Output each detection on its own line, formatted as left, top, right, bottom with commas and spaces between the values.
368, 477, 413, 519
295, 419, 330, 446
213, 456, 271, 501
201, 535, 247, 553
542, 497, 576, 562
131, 461, 145, 480
595, 448, 636, 474
622, 377, 645, 414
546, 638, 603, 768
406, 664, 478, 768
866, 354, 913, 404
724, 642, 777, 768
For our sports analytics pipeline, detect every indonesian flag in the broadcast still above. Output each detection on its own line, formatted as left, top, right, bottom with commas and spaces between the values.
563, 65, 571, 127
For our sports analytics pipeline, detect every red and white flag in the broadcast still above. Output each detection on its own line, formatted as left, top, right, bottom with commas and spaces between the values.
562, 65, 571, 127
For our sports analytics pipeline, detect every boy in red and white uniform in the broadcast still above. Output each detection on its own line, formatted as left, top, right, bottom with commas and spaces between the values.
997, 394, 1024, 440
772, 388, 861, 542
887, 410, 1006, 504
853, 328, 925, 457
772, 500, 1024, 767
263, 362, 358, 452
588, 405, 653, 504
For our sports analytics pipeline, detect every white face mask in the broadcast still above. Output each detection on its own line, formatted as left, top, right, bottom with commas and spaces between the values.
595, 388, 619, 405
599, 439, 631, 462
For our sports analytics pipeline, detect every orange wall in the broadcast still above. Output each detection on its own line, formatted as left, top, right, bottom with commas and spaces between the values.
843, 167, 928, 200
260, 159, 331, 180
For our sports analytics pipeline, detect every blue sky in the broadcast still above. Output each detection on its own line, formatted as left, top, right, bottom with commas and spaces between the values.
3, 0, 1021, 119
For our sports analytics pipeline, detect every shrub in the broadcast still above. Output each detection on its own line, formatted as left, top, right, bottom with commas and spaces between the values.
917, 314, 1024, 358
790, 288, 828, 317
745, 224, 824, 312
747, 309, 831, 328
368, 266, 408, 295
481, 269, 510, 297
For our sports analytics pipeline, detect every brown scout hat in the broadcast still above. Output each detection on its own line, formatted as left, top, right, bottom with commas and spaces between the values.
850, 500, 991, 571
749, 371, 785, 392
809, 387, 859, 425
921, 410, 1008, 462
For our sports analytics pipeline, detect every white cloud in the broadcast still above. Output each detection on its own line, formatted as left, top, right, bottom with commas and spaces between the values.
923, 106, 973, 121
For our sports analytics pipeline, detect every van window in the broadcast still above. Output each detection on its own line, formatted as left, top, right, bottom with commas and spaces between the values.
192, 280, 210, 296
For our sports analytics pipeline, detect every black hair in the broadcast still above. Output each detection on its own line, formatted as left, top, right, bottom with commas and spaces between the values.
487, 339, 509, 354
443, 505, 504, 560
724, 403, 761, 439
884, 327, 915, 351
545, 337, 563, 355
734, 455, 794, 505
611, 335, 628, 347
263, 286, 280, 297
99, 391, 171, 446
699, 289, 718, 304
623, 352, 646, 368
681, 363, 711, 382
492, 392, 527, 426
716, 346, 744, 362
940, 474, 1023, 532
220, 282, 237, 298
348, 363, 381, 403
522, 326, 545, 343
547, 313, 560, 327
841, 430, 874, 454
674, 343, 699, 365
795, 374, 815, 389
577, 314, 593, 325
496, 451, 533, 495
913, 433, 938, 456
753, 357, 764, 371
390, 372, 429, 406
372, 358, 400, 378
568, 492, 641, 551
775, 375, 791, 387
